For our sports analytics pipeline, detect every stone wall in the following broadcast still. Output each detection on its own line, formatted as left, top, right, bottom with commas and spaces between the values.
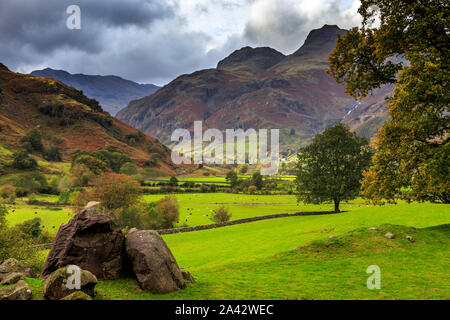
158, 211, 337, 235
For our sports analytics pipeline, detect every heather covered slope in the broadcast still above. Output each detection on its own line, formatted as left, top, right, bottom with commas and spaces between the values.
117, 25, 392, 152
0, 63, 174, 174
30, 68, 160, 116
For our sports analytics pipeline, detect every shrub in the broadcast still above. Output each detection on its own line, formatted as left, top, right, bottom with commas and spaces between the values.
168, 176, 179, 187
27, 193, 39, 205
118, 204, 144, 229
14, 171, 48, 194
0, 202, 35, 264
72, 154, 107, 175
57, 190, 71, 205
12, 152, 38, 170
70, 164, 95, 187
0, 184, 15, 199
15, 218, 50, 242
210, 206, 232, 223
247, 185, 257, 194
91, 173, 141, 211
142, 196, 179, 229
43, 145, 62, 162
120, 162, 138, 176
20, 128, 43, 152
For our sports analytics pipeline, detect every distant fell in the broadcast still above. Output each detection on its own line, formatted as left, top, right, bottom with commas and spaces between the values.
30, 68, 160, 116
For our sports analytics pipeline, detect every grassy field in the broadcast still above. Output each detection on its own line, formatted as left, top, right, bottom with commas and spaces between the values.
6, 200, 449, 300
5, 204, 74, 233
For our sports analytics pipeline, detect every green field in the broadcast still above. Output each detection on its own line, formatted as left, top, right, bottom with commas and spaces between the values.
5, 205, 74, 233
100, 202, 450, 300
4, 197, 449, 300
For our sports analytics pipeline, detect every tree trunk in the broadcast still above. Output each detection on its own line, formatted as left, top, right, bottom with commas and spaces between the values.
334, 199, 340, 213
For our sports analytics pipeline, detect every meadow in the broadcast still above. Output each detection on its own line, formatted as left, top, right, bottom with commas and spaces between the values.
3, 194, 449, 300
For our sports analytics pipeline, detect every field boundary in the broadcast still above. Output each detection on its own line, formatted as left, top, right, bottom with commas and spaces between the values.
158, 210, 337, 235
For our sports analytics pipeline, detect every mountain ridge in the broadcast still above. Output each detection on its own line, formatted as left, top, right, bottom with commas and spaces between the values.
117, 25, 391, 154
30, 68, 160, 116
0, 63, 175, 174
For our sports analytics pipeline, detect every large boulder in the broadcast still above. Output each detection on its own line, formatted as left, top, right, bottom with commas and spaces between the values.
126, 229, 185, 294
0, 280, 32, 300
41, 202, 125, 280
0, 258, 34, 282
1, 272, 26, 285
43, 265, 97, 300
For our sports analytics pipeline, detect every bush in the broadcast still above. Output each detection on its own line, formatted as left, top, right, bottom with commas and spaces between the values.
168, 176, 179, 187
0, 184, 15, 199
12, 152, 38, 170
210, 206, 232, 223
15, 218, 50, 243
0, 202, 35, 264
142, 196, 179, 229
21, 128, 43, 152
27, 193, 39, 205
70, 164, 95, 187
120, 162, 138, 176
14, 171, 48, 194
72, 154, 107, 175
91, 173, 141, 211
247, 185, 257, 194
57, 190, 71, 205
118, 204, 145, 229
43, 145, 62, 162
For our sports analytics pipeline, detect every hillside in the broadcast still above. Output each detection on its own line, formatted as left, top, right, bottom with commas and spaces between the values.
30, 68, 160, 116
0, 63, 174, 174
117, 25, 392, 153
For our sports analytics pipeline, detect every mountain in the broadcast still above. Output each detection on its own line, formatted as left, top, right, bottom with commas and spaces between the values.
30, 68, 160, 116
117, 25, 392, 154
0, 63, 175, 174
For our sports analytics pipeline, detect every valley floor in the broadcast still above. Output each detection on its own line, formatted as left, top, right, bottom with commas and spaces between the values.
5, 198, 449, 300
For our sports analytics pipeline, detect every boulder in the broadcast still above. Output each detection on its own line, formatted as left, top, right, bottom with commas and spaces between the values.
368, 227, 378, 231
181, 270, 195, 284
328, 235, 336, 239
0, 280, 32, 300
406, 236, 415, 243
61, 291, 93, 300
0, 258, 34, 282
41, 202, 125, 280
1, 272, 25, 285
43, 265, 97, 300
126, 229, 185, 294
385, 232, 395, 239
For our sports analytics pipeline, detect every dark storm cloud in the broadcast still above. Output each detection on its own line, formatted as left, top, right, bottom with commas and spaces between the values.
0, 0, 361, 85
0, 0, 204, 84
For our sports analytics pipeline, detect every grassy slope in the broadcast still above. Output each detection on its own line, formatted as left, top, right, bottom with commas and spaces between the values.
16, 202, 450, 300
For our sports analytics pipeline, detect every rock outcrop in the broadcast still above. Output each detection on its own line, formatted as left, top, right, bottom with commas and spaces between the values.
0, 280, 32, 300
43, 265, 97, 300
126, 229, 185, 294
41, 202, 125, 280
0, 258, 34, 284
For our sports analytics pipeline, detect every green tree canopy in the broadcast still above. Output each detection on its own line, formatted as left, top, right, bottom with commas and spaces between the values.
295, 124, 373, 212
328, 0, 449, 203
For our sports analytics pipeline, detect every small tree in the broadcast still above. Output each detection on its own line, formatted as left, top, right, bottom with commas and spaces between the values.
168, 176, 178, 187
120, 162, 138, 176
295, 124, 373, 212
142, 196, 179, 229
251, 171, 263, 190
210, 206, 232, 223
12, 152, 38, 170
43, 145, 62, 162
247, 185, 257, 194
226, 170, 238, 189
21, 128, 43, 152
91, 173, 141, 211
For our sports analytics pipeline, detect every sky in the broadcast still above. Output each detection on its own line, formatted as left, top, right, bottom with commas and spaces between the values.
0, 0, 362, 86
